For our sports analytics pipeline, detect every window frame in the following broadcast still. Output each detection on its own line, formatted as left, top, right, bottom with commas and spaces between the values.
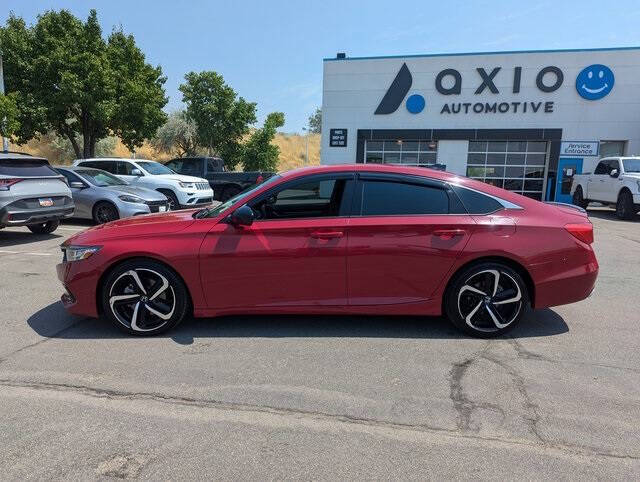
594, 161, 609, 175
246, 172, 356, 222
351, 172, 463, 217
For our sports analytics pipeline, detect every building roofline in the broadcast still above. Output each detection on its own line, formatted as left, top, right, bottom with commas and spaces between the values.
323, 46, 640, 62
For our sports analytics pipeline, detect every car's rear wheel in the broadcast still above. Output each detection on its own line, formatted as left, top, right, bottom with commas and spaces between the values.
101, 259, 189, 336
445, 262, 529, 338
27, 220, 59, 234
572, 186, 589, 209
93, 201, 119, 224
616, 190, 635, 220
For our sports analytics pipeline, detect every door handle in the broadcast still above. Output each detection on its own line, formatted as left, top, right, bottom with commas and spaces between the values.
433, 229, 466, 239
310, 231, 344, 239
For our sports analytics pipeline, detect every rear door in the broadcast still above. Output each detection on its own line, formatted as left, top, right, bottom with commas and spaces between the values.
199, 173, 355, 309
347, 174, 475, 306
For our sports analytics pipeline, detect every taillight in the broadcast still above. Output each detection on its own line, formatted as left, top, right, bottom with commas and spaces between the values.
565, 223, 594, 244
0, 178, 23, 190
256, 175, 264, 184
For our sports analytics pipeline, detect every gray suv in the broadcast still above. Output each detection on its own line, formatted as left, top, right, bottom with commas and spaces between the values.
0, 152, 74, 234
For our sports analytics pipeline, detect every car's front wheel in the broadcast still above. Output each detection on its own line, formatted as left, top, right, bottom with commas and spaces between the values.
445, 262, 529, 338
27, 220, 60, 234
101, 259, 190, 335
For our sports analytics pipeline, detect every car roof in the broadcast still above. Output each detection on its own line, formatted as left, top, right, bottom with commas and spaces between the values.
75, 158, 155, 162
278, 164, 539, 207
0, 151, 48, 162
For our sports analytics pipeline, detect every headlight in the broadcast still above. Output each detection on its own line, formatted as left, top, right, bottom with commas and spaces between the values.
62, 245, 101, 262
179, 182, 195, 189
118, 194, 143, 203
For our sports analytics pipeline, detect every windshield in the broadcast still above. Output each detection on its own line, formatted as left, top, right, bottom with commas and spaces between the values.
77, 169, 128, 186
623, 159, 640, 173
199, 174, 282, 218
137, 161, 175, 175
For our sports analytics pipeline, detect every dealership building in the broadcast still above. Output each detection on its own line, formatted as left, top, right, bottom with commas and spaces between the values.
320, 47, 640, 203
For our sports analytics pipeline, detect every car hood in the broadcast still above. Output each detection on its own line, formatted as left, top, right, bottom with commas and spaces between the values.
63, 209, 199, 245
152, 174, 208, 183
102, 184, 166, 201
623, 172, 640, 180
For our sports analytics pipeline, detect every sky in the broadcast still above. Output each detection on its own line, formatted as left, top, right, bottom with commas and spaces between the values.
3, 0, 640, 133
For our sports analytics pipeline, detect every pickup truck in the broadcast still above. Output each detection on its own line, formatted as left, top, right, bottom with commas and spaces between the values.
571, 156, 640, 219
164, 157, 274, 201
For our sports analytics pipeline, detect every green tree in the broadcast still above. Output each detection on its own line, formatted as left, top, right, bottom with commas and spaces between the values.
308, 107, 321, 134
179, 71, 256, 169
0, 9, 167, 158
241, 112, 285, 171
0, 93, 21, 138
152, 110, 199, 157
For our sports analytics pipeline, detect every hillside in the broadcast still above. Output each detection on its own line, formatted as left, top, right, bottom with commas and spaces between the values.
9, 132, 322, 172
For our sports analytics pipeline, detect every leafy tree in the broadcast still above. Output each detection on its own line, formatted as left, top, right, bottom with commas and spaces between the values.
241, 112, 285, 171
0, 93, 20, 138
0, 9, 167, 158
152, 110, 199, 157
308, 107, 321, 134
179, 71, 256, 169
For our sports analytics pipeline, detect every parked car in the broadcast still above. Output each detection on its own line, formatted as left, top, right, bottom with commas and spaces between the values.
57, 164, 598, 338
164, 156, 274, 201
72, 158, 213, 210
54, 166, 169, 223
571, 156, 640, 219
0, 152, 74, 234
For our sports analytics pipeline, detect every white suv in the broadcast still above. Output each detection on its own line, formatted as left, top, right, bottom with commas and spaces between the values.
73, 158, 213, 210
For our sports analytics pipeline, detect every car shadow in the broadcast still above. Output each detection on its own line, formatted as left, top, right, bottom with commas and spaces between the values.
586, 207, 640, 222
28, 301, 569, 345
0, 230, 63, 247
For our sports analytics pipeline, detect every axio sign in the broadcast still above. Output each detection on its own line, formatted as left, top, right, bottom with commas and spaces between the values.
375, 62, 615, 115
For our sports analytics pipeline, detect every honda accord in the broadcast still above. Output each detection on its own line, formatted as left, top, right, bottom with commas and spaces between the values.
57, 165, 598, 338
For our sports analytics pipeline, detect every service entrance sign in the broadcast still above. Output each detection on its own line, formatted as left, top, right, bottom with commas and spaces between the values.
560, 141, 599, 156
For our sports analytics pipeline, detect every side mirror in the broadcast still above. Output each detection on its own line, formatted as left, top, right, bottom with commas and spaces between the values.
610, 169, 619, 178
70, 181, 86, 189
131, 168, 142, 176
228, 204, 255, 227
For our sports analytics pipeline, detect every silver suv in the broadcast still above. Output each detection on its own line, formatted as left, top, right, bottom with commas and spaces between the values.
0, 152, 74, 234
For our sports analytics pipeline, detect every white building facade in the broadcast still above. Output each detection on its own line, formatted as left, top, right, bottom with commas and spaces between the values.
321, 47, 640, 203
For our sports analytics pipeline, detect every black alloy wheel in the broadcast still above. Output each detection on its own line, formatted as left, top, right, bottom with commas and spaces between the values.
93, 202, 120, 224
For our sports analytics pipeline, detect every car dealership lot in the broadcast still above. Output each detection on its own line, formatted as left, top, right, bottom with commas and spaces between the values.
0, 210, 638, 479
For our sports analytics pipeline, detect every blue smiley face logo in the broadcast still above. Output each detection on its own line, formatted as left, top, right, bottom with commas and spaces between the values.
576, 64, 614, 100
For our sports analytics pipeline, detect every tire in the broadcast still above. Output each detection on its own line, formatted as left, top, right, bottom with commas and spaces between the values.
444, 262, 529, 338
572, 186, 589, 209
221, 185, 241, 202
159, 190, 180, 211
616, 190, 635, 220
93, 201, 120, 224
27, 220, 60, 234
101, 259, 189, 336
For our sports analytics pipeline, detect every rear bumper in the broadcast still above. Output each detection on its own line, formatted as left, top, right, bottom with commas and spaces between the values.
0, 203, 74, 227
533, 248, 599, 309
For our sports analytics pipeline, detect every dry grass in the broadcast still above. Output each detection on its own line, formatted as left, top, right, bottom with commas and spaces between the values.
9, 133, 321, 172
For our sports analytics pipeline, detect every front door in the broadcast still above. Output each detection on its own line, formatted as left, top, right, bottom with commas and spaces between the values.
347, 175, 474, 305
555, 157, 583, 204
199, 174, 354, 310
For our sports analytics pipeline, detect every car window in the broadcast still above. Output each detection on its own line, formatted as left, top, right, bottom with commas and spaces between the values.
169, 159, 200, 176
622, 159, 640, 173
81, 161, 118, 173
594, 161, 609, 175
359, 180, 449, 216
450, 185, 503, 214
207, 158, 223, 172
76, 169, 128, 186
116, 161, 136, 175
56, 169, 82, 185
607, 159, 620, 172
0, 158, 59, 177
137, 161, 174, 175
251, 177, 349, 220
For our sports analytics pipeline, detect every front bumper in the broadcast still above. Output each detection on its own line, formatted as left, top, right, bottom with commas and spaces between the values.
176, 188, 214, 209
0, 201, 75, 227
57, 257, 101, 318
633, 193, 640, 207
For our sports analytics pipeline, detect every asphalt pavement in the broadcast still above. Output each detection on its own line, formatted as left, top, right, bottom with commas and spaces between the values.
0, 209, 638, 479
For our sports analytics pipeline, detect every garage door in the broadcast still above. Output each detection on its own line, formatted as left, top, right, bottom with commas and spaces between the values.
466, 141, 547, 200
364, 140, 438, 166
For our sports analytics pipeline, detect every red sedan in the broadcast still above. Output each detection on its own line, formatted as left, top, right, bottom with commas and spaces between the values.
57, 164, 598, 338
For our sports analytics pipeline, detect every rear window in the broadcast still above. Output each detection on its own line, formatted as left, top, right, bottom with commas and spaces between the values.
0, 158, 58, 177
451, 185, 503, 214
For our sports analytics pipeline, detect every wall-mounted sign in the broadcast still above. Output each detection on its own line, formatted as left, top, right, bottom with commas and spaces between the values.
329, 129, 347, 147
560, 141, 599, 156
